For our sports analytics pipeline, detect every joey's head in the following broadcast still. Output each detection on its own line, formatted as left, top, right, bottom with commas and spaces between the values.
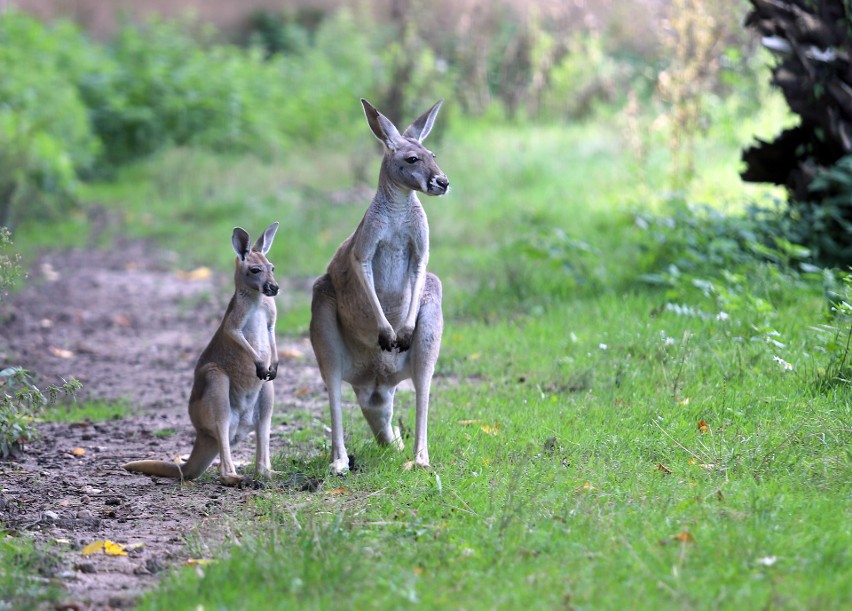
232, 222, 279, 297
362, 98, 449, 197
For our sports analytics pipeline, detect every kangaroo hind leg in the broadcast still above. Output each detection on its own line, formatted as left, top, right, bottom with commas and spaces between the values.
409, 273, 443, 468
310, 276, 351, 475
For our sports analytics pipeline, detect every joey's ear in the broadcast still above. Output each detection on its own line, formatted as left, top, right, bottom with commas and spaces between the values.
253, 221, 279, 255
402, 100, 443, 142
232, 227, 251, 261
361, 98, 403, 149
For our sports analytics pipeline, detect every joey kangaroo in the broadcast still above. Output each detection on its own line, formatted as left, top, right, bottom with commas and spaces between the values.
123, 222, 280, 486
310, 99, 449, 475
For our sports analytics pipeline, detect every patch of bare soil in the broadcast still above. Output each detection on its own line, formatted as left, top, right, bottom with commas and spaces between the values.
0, 240, 328, 608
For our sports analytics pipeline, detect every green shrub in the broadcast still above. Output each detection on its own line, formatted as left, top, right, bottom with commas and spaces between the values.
0, 368, 81, 458
0, 11, 100, 226
783, 156, 852, 266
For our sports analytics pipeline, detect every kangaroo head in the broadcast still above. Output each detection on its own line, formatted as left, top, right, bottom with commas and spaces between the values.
232, 222, 279, 297
361, 98, 449, 197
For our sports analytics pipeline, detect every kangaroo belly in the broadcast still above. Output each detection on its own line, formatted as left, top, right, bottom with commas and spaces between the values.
372, 244, 412, 325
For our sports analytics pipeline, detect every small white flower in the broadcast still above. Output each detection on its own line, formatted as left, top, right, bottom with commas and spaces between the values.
716, 311, 729, 321
663, 337, 675, 346
772, 356, 794, 371
599, 343, 608, 350
756, 556, 777, 567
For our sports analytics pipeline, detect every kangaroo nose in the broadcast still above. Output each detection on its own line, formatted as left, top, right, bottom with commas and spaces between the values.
264, 282, 279, 297
436, 176, 449, 190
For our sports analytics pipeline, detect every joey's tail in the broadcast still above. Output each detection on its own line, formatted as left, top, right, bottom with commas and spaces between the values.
123, 433, 218, 481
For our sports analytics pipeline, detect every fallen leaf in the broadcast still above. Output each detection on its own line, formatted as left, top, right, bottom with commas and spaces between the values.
412, 565, 425, 575
698, 420, 710, 433
176, 267, 212, 281
673, 531, 694, 543
40, 262, 59, 282
403, 461, 414, 471
71, 447, 86, 457
656, 463, 673, 474
575, 481, 596, 493
49, 347, 75, 359
457, 419, 482, 425
294, 386, 311, 398
112, 314, 131, 327
328, 486, 348, 496
184, 558, 215, 566
82, 540, 127, 557
480, 422, 500, 436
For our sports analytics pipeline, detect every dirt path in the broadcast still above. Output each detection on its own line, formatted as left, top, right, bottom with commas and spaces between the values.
0, 240, 328, 608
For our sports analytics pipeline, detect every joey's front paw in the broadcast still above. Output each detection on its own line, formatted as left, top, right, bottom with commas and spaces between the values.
395, 325, 415, 352
378, 327, 396, 352
255, 362, 275, 380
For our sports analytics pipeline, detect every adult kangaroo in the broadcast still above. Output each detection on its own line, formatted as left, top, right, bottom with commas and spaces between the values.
124, 222, 280, 486
311, 98, 449, 475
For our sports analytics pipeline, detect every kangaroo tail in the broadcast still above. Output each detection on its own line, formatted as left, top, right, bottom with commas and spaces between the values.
123, 433, 218, 481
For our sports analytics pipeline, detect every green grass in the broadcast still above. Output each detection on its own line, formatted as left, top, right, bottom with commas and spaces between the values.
0, 535, 63, 609
41, 399, 132, 423
11, 92, 851, 609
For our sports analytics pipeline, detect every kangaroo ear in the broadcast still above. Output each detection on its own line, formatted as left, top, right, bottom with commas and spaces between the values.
402, 100, 443, 142
232, 227, 251, 261
361, 98, 403, 149
253, 221, 279, 255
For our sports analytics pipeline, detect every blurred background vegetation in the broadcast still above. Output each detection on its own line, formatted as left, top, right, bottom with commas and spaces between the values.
0, 0, 783, 228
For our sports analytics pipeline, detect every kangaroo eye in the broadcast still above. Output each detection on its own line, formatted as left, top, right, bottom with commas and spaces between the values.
406, 156, 419, 164
250, 267, 262, 274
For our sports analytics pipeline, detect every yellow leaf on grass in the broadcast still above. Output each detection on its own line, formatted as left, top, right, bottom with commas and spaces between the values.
185, 558, 215, 566
82, 540, 127, 557
328, 486, 348, 496
698, 419, 710, 433
480, 422, 500, 436
673, 531, 694, 543
457, 419, 482, 425
575, 482, 596, 493
656, 463, 672, 474
176, 267, 212, 281
71, 447, 86, 457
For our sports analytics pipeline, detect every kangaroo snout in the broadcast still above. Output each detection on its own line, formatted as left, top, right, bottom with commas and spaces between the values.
263, 282, 279, 297
430, 175, 450, 195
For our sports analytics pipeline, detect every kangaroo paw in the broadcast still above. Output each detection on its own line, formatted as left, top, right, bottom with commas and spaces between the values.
330, 458, 350, 476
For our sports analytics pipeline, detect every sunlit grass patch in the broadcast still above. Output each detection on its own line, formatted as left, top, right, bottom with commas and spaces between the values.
41, 399, 132, 423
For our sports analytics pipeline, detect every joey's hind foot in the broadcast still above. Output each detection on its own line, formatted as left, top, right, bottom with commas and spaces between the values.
219, 473, 244, 487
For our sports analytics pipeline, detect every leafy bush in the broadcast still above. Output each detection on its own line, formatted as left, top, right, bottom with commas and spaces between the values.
782, 156, 852, 265
0, 11, 100, 227
0, 227, 21, 297
811, 270, 852, 390
0, 368, 80, 458
633, 201, 816, 365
